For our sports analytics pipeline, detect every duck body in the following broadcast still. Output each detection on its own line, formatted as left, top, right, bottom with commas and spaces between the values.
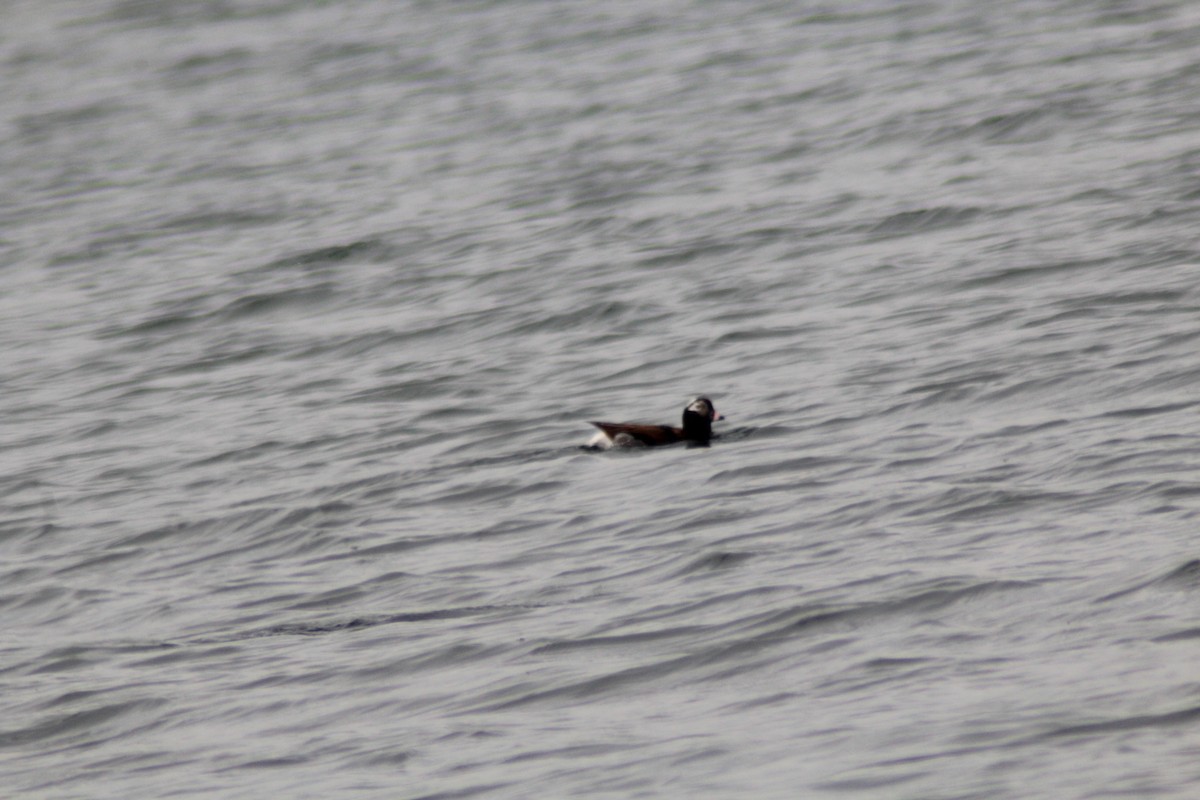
587, 397, 723, 449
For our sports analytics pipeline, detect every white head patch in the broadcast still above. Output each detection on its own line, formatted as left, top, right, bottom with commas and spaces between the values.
686, 398, 715, 420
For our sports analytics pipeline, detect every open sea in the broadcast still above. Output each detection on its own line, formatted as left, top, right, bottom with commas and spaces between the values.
4, 1, 1200, 797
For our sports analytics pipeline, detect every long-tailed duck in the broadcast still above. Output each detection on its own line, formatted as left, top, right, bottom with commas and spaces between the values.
586, 397, 724, 448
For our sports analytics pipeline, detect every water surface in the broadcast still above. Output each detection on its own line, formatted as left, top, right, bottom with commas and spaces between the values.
4, 1, 1200, 797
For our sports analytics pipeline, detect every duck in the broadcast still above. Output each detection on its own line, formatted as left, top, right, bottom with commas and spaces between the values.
586, 397, 724, 448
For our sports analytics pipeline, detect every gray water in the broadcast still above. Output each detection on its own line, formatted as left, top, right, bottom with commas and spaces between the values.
4, 0, 1200, 797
